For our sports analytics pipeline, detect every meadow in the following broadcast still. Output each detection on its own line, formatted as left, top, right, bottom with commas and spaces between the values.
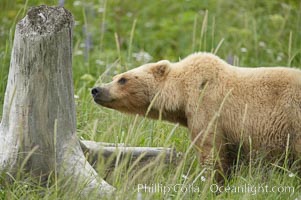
0, 0, 301, 199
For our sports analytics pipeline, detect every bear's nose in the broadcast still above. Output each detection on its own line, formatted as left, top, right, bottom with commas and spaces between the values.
91, 87, 101, 97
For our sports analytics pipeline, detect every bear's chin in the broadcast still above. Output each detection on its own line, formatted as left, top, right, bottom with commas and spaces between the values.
93, 98, 115, 108
97, 102, 112, 108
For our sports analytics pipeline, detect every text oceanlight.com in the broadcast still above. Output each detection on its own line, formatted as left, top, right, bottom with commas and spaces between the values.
137, 183, 294, 195
209, 184, 294, 195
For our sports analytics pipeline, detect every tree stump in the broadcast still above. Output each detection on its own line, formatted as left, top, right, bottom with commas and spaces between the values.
0, 5, 115, 197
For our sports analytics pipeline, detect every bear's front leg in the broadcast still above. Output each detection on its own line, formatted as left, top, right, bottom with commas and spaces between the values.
194, 131, 231, 184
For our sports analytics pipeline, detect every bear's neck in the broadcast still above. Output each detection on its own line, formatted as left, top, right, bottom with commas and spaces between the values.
146, 108, 188, 127
164, 109, 188, 126
147, 71, 188, 126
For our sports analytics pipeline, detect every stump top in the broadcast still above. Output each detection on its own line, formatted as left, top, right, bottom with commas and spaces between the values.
18, 5, 73, 36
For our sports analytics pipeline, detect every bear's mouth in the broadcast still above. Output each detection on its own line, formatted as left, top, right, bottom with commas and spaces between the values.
93, 96, 115, 105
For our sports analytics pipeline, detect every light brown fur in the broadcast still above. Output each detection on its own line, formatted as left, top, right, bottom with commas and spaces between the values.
92, 52, 301, 181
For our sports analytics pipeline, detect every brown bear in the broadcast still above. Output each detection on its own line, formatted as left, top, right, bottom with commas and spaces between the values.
92, 52, 301, 181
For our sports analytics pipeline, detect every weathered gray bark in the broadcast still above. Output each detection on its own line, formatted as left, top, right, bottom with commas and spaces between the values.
0, 5, 114, 197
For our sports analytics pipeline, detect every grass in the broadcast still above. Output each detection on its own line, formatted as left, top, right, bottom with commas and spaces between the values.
0, 0, 301, 199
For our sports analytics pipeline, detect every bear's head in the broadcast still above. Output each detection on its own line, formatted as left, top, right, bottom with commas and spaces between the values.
92, 60, 187, 126
92, 60, 171, 113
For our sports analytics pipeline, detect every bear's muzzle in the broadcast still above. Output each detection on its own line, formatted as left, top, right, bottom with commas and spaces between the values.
91, 87, 113, 104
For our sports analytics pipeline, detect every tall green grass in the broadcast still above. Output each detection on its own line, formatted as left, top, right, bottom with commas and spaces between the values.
0, 0, 301, 199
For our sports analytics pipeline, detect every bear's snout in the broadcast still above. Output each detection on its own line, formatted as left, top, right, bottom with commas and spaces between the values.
91, 87, 101, 98
91, 86, 113, 104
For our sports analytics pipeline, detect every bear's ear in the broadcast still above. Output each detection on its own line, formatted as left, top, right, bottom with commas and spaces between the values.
150, 60, 171, 80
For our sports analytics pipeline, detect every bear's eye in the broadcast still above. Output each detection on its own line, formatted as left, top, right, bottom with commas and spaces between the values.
118, 77, 127, 85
